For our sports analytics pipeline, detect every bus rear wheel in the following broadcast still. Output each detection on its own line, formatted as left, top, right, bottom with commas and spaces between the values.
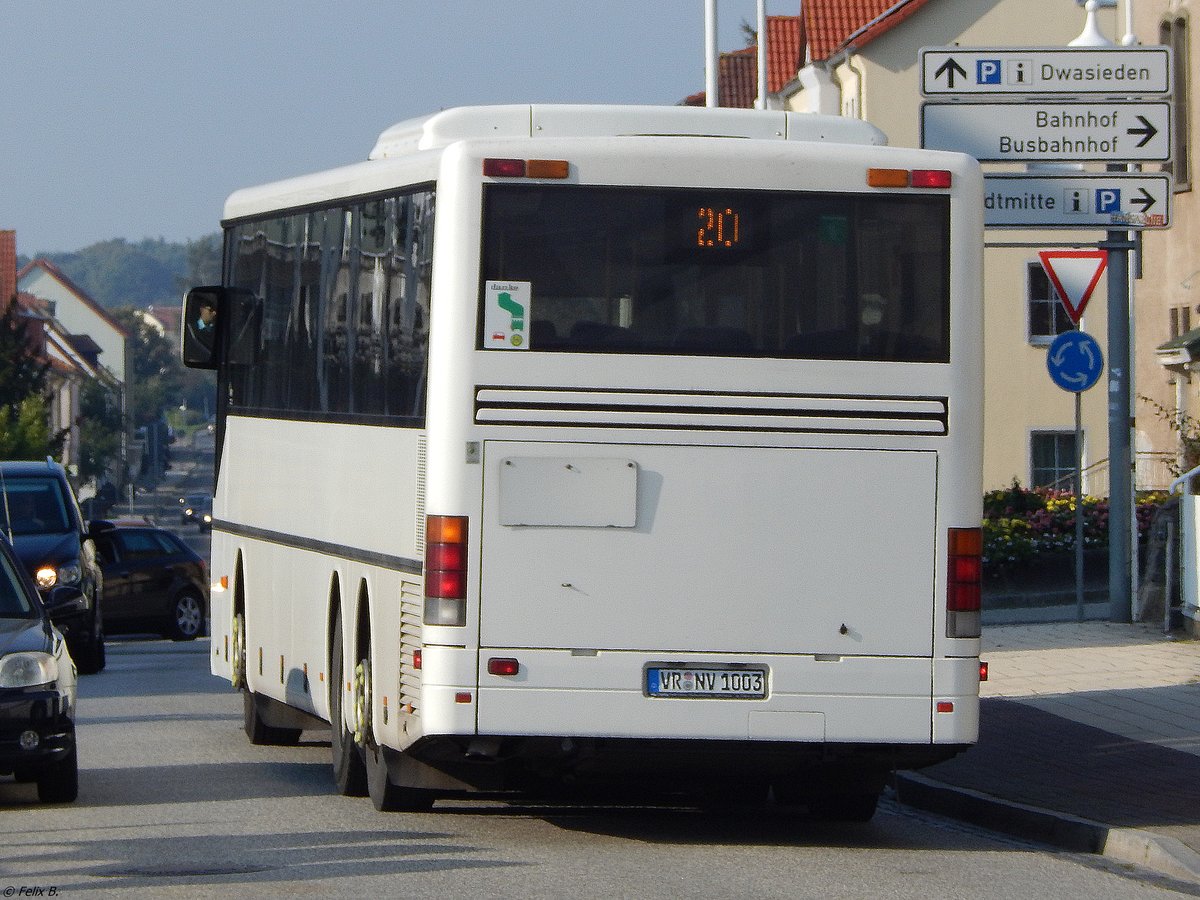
330, 608, 367, 797
358, 655, 434, 812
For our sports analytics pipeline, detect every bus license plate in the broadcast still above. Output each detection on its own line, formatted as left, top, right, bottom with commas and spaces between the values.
646, 666, 767, 699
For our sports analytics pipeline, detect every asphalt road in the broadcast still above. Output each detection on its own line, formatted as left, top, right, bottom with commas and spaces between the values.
0, 432, 1179, 897
0, 627, 1188, 896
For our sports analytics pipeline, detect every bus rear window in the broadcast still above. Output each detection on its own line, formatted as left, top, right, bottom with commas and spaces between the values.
480, 185, 949, 362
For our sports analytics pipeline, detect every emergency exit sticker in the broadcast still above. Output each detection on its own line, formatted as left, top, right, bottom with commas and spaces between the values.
485, 281, 531, 349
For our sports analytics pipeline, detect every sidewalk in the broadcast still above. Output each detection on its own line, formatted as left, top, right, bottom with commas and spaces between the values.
894, 620, 1200, 882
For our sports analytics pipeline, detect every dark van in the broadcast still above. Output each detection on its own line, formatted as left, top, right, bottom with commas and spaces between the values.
0, 460, 105, 674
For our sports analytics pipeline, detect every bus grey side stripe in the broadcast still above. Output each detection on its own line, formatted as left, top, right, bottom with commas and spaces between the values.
211, 520, 422, 575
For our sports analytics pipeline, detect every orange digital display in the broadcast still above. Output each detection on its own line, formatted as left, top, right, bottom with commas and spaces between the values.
696, 206, 741, 249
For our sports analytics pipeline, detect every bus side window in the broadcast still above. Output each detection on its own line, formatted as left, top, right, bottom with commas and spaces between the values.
227, 289, 263, 366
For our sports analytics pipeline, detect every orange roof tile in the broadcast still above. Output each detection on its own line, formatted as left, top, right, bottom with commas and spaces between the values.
720, 47, 758, 108
0, 231, 16, 311
804, 0, 932, 62
767, 15, 804, 93
680, 14, 805, 108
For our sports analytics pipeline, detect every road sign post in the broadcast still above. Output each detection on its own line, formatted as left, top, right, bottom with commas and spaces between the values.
1047, 329, 1105, 622
1105, 231, 1136, 623
919, 40, 1173, 625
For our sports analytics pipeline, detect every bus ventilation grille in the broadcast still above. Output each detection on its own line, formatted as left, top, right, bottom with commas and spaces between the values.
474, 387, 948, 436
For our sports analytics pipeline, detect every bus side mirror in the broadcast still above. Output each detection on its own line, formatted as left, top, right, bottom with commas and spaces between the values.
181, 286, 261, 368
181, 287, 223, 370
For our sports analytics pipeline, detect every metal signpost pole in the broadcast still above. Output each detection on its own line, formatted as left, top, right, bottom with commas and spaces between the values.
1076, 389, 1085, 621
1105, 229, 1134, 623
1047, 326, 1106, 618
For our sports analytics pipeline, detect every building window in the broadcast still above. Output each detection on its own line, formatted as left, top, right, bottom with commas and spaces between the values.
1031, 431, 1078, 490
1028, 262, 1072, 342
1171, 304, 1193, 338
1162, 15, 1191, 191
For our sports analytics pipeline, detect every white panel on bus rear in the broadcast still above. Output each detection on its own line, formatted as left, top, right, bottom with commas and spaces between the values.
479, 441, 937, 658
473, 649, 935, 743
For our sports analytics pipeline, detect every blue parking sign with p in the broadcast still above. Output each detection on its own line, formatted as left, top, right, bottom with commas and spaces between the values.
1095, 189, 1122, 214
977, 59, 1002, 85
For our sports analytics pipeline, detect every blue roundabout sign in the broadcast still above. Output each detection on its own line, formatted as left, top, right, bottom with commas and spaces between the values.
1046, 330, 1104, 393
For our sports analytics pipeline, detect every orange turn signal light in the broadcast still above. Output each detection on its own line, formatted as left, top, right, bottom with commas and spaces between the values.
867, 168, 910, 188
526, 159, 570, 179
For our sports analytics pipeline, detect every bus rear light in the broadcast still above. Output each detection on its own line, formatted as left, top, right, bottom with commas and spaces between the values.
947, 527, 982, 638
911, 169, 953, 188
525, 159, 570, 179
425, 515, 468, 626
483, 158, 570, 179
428, 570, 466, 598
413, 649, 422, 670
866, 168, 952, 189
455, 692, 473, 704
487, 658, 519, 676
426, 542, 464, 571
936, 701, 954, 713
427, 515, 466, 544
979, 661, 989, 682
867, 168, 909, 187
483, 158, 525, 177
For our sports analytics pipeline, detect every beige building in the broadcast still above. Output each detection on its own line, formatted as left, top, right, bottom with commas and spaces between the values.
1133, 0, 1199, 478
769, 0, 1170, 493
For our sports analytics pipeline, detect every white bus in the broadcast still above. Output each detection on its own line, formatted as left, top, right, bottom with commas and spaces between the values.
183, 104, 984, 819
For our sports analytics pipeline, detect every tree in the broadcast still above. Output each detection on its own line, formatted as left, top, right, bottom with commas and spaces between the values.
179, 234, 222, 292
0, 300, 61, 459
0, 395, 54, 460
77, 380, 123, 482
112, 307, 184, 427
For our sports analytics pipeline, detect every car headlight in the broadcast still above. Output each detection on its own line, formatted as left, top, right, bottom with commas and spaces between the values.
35, 562, 81, 590
0, 652, 58, 688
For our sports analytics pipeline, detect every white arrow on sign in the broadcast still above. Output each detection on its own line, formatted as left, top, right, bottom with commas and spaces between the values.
1039, 250, 1108, 323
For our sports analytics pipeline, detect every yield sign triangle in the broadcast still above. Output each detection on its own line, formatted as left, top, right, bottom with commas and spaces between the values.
1038, 249, 1108, 324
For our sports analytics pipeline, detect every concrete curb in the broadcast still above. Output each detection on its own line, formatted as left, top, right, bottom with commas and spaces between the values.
894, 771, 1200, 883
1102, 828, 1200, 884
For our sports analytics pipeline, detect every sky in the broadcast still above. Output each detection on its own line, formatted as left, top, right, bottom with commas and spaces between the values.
2, 1, 778, 256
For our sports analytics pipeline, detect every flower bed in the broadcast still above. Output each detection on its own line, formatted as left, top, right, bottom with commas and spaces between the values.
982, 481, 1165, 577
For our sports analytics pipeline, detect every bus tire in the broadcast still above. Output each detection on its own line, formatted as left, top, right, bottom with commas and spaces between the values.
230, 611, 246, 691
330, 608, 367, 797
358, 650, 434, 812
